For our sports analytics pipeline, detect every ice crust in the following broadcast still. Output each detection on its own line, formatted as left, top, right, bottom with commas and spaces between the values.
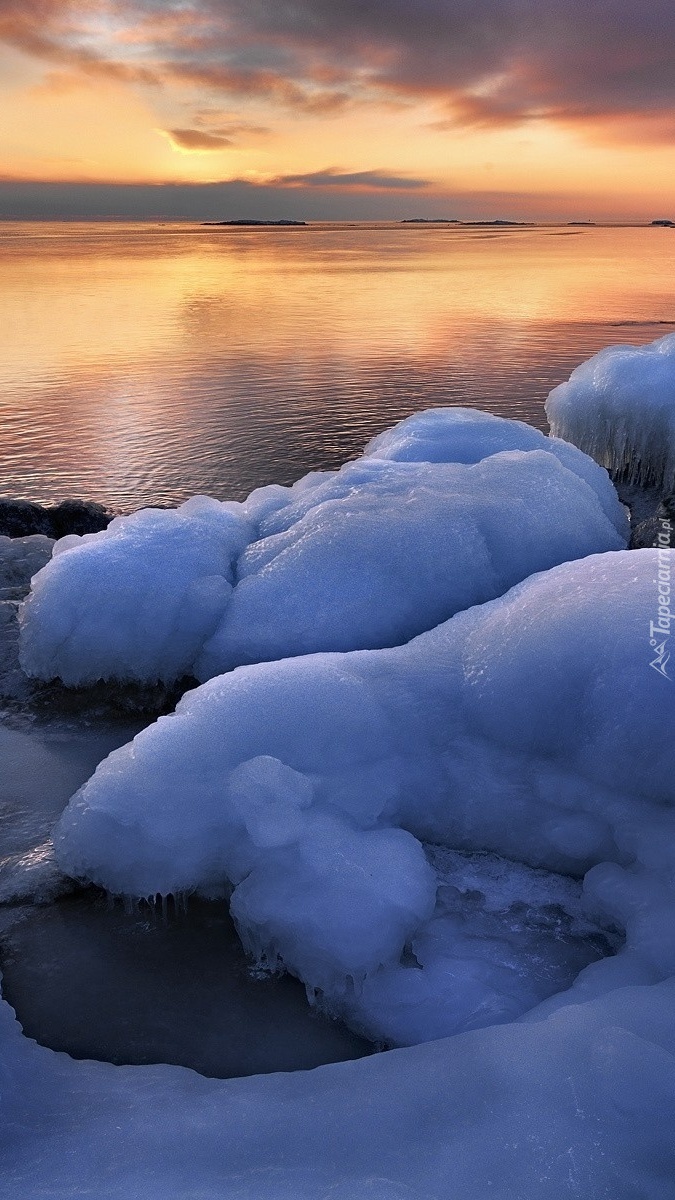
3, 976, 675, 1198
546, 332, 675, 492
18, 409, 628, 686
54, 549, 674, 1048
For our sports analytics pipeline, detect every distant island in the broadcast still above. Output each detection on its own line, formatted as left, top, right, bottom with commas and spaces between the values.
651, 219, 675, 227
402, 219, 526, 227
461, 220, 526, 226
568, 221, 597, 226
202, 219, 308, 227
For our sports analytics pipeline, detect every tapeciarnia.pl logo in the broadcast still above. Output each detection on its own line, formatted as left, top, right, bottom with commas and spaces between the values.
650, 517, 673, 680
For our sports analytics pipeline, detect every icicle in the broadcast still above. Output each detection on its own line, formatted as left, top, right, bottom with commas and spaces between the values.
546, 336, 675, 496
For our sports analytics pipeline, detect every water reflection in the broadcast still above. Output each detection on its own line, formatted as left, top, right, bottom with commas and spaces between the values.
1, 222, 674, 509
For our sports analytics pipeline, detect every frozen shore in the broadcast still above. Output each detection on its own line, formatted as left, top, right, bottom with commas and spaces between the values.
2, 337, 675, 1198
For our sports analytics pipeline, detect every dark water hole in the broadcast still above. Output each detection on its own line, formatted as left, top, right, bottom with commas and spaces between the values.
0, 890, 372, 1078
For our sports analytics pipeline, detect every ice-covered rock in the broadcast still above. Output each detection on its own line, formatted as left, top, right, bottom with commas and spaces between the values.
198, 448, 625, 676
363, 405, 627, 532
4, 406, 674, 1197
19, 409, 627, 687
343, 847, 617, 1047
546, 332, 675, 493
19, 497, 251, 687
54, 549, 674, 1046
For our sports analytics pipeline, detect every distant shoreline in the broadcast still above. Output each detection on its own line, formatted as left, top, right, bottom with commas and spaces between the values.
201, 219, 308, 227
0, 218, 672, 229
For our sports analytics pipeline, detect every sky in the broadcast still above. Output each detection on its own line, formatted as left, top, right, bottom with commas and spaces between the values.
1, 0, 674, 221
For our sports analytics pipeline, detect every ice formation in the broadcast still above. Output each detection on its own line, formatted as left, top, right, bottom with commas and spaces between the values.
19, 497, 250, 687
199, 447, 623, 677
54, 549, 675, 1049
546, 332, 675, 492
8, 405, 672, 1197
3, 974, 675, 1198
19, 408, 627, 686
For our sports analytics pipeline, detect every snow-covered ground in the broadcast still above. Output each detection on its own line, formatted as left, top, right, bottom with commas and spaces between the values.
2, 396, 675, 1197
3, 975, 675, 1199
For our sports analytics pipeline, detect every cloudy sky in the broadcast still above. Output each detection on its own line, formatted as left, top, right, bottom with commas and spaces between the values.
1, 0, 674, 220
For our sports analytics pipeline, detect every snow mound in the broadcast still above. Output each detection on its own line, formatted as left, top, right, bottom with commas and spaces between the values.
238, 405, 624, 536
54, 550, 674, 1046
363, 405, 626, 529
19, 409, 627, 687
19, 497, 251, 686
546, 333, 675, 492
199, 449, 625, 676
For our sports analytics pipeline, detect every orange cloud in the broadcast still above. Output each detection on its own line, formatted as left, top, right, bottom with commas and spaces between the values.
163, 128, 234, 152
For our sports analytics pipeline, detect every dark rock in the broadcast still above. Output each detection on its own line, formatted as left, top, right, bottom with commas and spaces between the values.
615, 481, 675, 549
0, 499, 111, 539
48, 500, 111, 537
0, 500, 51, 538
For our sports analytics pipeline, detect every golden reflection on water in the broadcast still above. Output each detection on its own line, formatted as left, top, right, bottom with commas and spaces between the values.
1, 222, 674, 509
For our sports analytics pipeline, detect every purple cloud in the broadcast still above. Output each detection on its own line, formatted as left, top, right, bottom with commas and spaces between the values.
1, 1, 674, 141
271, 168, 431, 190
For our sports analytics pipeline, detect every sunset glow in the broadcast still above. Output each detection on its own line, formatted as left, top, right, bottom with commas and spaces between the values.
1, 1, 674, 221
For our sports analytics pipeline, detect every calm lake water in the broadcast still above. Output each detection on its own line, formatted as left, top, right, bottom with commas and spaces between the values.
2, 221, 674, 511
